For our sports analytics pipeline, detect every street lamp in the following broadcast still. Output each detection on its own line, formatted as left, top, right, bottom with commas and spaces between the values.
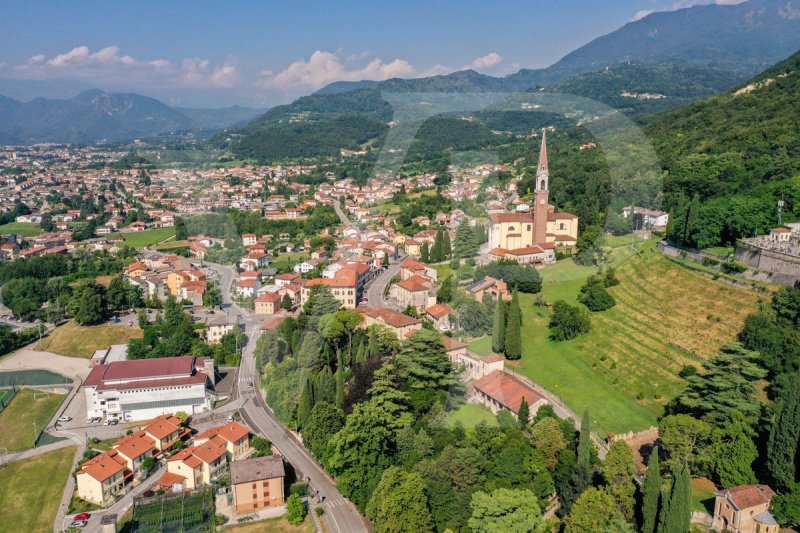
778, 198, 785, 226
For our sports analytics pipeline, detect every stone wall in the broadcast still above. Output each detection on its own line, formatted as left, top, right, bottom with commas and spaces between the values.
735, 240, 800, 285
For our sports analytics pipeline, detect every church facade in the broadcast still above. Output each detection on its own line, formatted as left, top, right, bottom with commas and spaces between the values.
488, 131, 578, 264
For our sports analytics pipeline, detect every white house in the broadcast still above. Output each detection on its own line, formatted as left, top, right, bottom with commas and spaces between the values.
621, 206, 669, 229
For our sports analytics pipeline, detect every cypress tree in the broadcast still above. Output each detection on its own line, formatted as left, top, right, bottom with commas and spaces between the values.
297, 377, 314, 428
492, 297, 506, 354
577, 410, 592, 472
368, 326, 378, 359
504, 291, 522, 360
432, 228, 443, 262
767, 372, 800, 489
442, 230, 451, 259
315, 365, 335, 404
355, 340, 366, 364
660, 463, 691, 533
420, 242, 430, 263
517, 397, 529, 430
335, 367, 345, 408
641, 446, 661, 533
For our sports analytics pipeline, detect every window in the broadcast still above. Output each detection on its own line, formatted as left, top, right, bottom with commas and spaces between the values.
527, 225, 532, 231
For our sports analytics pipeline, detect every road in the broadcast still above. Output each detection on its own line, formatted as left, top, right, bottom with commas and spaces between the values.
333, 199, 362, 239
363, 256, 403, 309
213, 261, 368, 533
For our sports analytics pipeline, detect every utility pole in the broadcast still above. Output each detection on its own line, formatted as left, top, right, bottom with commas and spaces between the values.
778, 195, 785, 226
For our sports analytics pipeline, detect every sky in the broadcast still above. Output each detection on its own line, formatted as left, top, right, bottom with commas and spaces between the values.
0, 0, 747, 108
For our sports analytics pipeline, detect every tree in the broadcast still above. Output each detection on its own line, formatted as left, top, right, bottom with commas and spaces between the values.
530, 417, 568, 471
251, 436, 272, 457
769, 372, 800, 489
603, 441, 637, 519
314, 365, 336, 405
281, 293, 293, 311
107, 276, 131, 310
304, 401, 344, 459
641, 447, 662, 533
397, 330, 454, 411
548, 300, 590, 341
442, 230, 452, 260
708, 411, 757, 487
517, 397, 529, 430
564, 486, 628, 533
335, 367, 345, 408
437, 274, 454, 304
504, 291, 521, 360
772, 484, 800, 526
454, 224, 479, 258
468, 488, 546, 533
658, 463, 691, 533
141, 456, 155, 477
420, 242, 430, 263
325, 401, 396, 510
297, 377, 314, 428
367, 363, 412, 428
203, 285, 222, 307
286, 493, 307, 525
577, 275, 616, 312
366, 467, 434, 533
73, 281, 107, 325
659, 414, 711, 473
492, 297, 506, 354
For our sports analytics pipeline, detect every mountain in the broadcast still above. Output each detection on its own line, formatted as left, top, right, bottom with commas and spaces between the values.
173, 106, 264, 129
0, 90, 264, 145
646, 48, 800, 203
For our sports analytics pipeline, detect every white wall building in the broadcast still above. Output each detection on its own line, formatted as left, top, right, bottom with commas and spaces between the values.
83, 356, 215, 422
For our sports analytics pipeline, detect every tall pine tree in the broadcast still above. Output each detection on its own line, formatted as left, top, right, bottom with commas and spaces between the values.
504, 291, 522, 360
768, 372, 800, 489
517, 397, 529, 430
297, 377, 314, 428
368, 326, 378, 359
420, 242, 430, 263
659, 463, 691, 533
492, 297, 506, 354
641, 446, 662, 533
442, 230, 451, 260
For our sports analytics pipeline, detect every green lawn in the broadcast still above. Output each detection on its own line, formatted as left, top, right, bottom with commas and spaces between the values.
434, 263, 453, 281
0, 222, 43, 237
0, 446, 77, 533
448, 403, 498, 429
121, 227, 176, 249
151, 239, 189, 251
691, 477, 717, 513
0, 389, 66, 452
701, 245, 734, 257
224, 515, 314, 533
469, 243, 763, 436
37, 320, 143, 358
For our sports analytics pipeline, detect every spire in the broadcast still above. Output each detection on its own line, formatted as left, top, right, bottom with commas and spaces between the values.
537, 129, 548, 177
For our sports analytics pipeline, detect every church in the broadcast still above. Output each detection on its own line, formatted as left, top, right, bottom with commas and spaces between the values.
488, 130, 578, 264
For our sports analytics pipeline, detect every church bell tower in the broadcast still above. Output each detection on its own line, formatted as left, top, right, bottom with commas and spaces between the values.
533, 129, 549, 245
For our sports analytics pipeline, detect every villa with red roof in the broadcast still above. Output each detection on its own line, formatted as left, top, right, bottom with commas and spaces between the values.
472, 370, 549, 422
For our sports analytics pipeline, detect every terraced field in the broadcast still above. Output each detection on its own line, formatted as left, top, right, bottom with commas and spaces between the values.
470, 244, 766, 435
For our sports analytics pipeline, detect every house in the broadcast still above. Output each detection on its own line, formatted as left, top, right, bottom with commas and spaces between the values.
206, 315, 238, 344
425, 304, 453, 331
769, 228, 791, 243
359, 307, 420, 339
140, 413, 189, 451
489, 244, 555, 265
274, 273, 300, 287
129, 221, 148, 232
194, 421, 252, 461
240, 251, 269, 271
111, 432, 157, 479
300, 268, 359, 310
242, 233, 257, 246
621, 206, 669, 230
255, 293, 282, 315
449, 347, 505, 381
162, 440, 228, 490
389, 275, 435, 311
472, 370, 548, 422
76, 450, 130, 505
230, 455, 286, 514
236, 278, 261, 298
293, 259, 320, 274
711, 485, 779, 533
400, 258, 438, 282
83, 356, 215, 422
466, 276, 510, 301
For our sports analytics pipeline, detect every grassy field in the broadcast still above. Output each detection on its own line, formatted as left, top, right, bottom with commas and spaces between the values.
702, 246, 735, 257
0, 446, 77, 533
0, 222, 43, 237
448, 403, 498, 429
225, 516, 315, 533
469, 243, 764, 435
37, 320, 142, 358
691, 477, 717, 513
0, 389, 66, 452
151, 239, 189, 251
121, 227, 176, 249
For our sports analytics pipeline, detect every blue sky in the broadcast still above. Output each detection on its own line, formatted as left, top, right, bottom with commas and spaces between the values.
0, 0, 745, 107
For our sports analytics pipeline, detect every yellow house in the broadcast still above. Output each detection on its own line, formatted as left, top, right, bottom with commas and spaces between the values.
163, 441, 228, 490
76, 450, 131, 505
194, 421, 252, 461
712, 485, 779, 533
404, 239, 421, 257
142, 413, 190, 451
112, 433, 156, 479
230, 455, 286, 514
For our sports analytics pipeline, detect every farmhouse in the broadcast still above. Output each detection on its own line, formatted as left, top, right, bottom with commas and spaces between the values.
472, 370, 548, 422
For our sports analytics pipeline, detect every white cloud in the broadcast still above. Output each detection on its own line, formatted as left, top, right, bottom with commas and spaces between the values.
463, 52, 502, 71
632, 9, 654, 21
260, 50, 415, 90
11, 45, 240, 88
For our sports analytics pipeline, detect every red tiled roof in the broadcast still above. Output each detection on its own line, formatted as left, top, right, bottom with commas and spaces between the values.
426, 304, 453, 319
717, 485, 775, 510
396, 275, 430, 293
360, 307, 417, 328
473, 370, 545, 415
488, 212, 534, 223
78, 450, 127, 482
439, 335, 466, 352
84, 356, 198, 386
196, 421, 250, 445
505, 246, 546, 256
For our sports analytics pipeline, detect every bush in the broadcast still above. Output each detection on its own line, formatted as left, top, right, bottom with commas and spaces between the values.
286, 493, 307, 525
215, 514, 228, 526
290, 482, 309, 496
316, 506, 324, 516
702, 257, 720, 266
721, 261, 747, 274
577, 275, 616, 312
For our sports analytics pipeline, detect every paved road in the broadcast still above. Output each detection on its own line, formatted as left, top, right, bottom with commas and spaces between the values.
364, 256, 404, 309
217, 262, 368, 533
333, 199, 362, 239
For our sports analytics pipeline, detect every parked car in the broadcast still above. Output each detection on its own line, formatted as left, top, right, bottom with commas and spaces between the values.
57, 416, 72, 422
69, 520, 87, 528
73, 512, 90, 521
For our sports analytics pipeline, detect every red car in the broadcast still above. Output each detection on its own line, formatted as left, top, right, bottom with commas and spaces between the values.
73, 513, 90, 521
